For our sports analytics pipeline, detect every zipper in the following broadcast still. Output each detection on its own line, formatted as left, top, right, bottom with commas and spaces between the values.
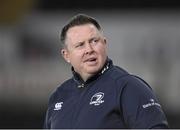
70, 83, 89, 128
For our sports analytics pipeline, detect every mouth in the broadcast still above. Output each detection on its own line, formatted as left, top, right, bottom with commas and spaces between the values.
84, 57, 97, 63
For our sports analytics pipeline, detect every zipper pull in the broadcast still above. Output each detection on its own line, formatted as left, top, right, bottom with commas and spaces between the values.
78, 84, 85, 88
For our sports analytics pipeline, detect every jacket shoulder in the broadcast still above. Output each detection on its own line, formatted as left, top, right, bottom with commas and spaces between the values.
108, 66, 130, 81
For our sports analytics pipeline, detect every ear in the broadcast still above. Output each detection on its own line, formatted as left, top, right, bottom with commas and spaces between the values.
61, 48, 70, 63
103, 37, 107, 45
103, 37, 108, 52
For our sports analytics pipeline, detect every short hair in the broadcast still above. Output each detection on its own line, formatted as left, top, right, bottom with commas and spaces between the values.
60, 14, 102, 48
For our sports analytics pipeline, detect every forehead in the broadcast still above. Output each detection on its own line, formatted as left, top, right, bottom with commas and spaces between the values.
66, 24, 100, 43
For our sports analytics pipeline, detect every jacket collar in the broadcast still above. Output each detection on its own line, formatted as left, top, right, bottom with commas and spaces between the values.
72, 58, 112, 88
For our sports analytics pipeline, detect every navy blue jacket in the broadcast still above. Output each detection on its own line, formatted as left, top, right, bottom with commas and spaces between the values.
44, 59, 168, 129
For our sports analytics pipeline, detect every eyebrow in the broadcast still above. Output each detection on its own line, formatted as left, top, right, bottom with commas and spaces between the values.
74, 41, 85, 46
89, 37, 100, 42
73, 36, 100, 46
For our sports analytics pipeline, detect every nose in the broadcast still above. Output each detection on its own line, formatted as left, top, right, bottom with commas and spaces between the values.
85, 43, 93, 54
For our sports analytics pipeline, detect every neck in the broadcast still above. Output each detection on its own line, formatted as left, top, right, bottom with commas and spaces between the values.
81, 73, 94, 82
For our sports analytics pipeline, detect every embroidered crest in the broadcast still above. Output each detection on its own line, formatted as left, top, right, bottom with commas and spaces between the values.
90, 92, 104, 106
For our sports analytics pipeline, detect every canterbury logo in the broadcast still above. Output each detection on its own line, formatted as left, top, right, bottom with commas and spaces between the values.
54, 102, 63, 110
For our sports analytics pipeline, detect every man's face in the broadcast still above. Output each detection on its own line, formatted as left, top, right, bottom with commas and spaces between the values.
61, 24, 107, 81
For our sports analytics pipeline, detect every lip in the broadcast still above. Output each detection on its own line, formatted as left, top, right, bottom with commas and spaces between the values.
84, 57, 97, 63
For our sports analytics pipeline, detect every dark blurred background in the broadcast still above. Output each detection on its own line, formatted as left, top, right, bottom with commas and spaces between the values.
0, 0, 180, 128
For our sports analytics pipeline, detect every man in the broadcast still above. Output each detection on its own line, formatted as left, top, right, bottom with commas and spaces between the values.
44, 14, 169, 129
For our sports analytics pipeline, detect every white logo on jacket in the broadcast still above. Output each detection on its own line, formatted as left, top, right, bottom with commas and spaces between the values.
90, 92, 104, 106
54, 102, 63, 110
142, 99, 161, 108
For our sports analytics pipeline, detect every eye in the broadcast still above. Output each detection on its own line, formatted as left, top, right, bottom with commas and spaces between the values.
75, 42, 84, 48
90, 38, 99, 44
93, 39, 98, 43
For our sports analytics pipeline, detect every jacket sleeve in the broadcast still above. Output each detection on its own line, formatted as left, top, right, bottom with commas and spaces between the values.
43, 90, 56, 129
119, 75, 169, 128
43, 108, 50, 129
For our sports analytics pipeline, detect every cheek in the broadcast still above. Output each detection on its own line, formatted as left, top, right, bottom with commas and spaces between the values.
69, 51, 83, 62
96, 45, 107, 56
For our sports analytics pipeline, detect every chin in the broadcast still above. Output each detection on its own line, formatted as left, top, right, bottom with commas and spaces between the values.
86, 66, 101, 74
